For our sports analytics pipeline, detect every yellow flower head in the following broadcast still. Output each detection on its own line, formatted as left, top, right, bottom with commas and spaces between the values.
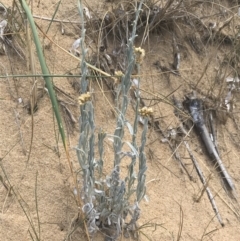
78, 92, 91, 106
134, 47, 145, 64
115, 70, 124, 77
139, 107, 153, 117
114, 70, 124, 84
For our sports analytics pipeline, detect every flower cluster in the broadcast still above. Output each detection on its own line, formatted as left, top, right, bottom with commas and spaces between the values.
139, 107, 153, 117
134, 47, 145, 64
78, 92, 91, 106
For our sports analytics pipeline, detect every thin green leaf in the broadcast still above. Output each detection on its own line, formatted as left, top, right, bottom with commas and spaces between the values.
20, 0, 66, 149
46, 0, 62, 34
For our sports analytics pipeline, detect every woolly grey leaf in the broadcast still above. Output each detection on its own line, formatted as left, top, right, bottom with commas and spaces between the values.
107, 138, 114, 143
100, 207, 109, 215
94, 188, 104, 194
82, 203, 93, 214
0, 3, 7, 16
0, 20, 6, 38
118, 151, 136, 159
144, 195, 149, 202
132, 78, 139, 88
106, 176, 111, 187
70, 38, 81, 54
83, 7, 92, 19
73, 188, 78, 196
124, 141, 139, 157
108, 216, 111, 226
138, 116, 145, 124
125, 121, 133, 135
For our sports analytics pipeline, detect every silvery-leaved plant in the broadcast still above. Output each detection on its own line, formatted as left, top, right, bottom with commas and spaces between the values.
76, 0, 149, 240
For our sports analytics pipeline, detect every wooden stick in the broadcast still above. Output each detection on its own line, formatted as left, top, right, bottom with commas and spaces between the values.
184, 139, 224, 227
187, 98, 235, 193
173, 97, 224, 226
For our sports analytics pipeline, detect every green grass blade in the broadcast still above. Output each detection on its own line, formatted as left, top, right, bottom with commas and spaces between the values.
46, 0, 62, 34
19, 0, 66, 149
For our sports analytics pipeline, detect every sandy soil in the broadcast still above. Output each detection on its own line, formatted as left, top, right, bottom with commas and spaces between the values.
1, 0, 240, 241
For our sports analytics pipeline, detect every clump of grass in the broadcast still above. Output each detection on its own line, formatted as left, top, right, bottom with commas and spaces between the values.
76, 0, 151, 240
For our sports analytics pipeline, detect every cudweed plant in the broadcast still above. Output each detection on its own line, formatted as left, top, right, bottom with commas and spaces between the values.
76, 0, 150, 239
